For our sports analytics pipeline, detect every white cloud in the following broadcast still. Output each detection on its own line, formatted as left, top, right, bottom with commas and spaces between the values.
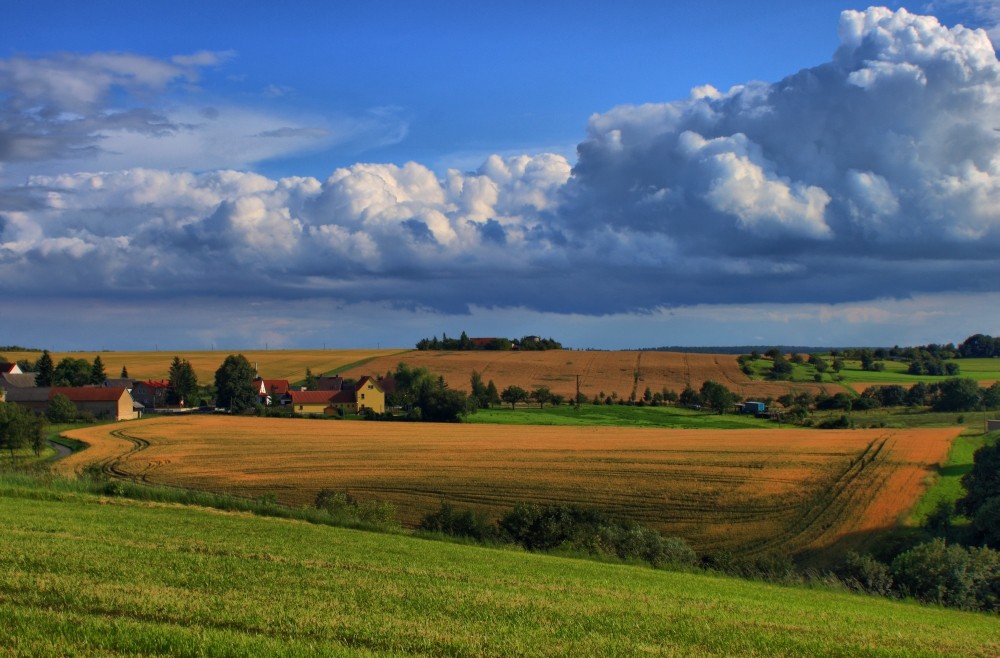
5, 6, 1000, 344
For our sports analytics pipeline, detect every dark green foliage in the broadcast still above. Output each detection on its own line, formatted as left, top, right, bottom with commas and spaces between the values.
957, 438, 1000, 547
485, 380, 500, 408
213, 354, 257, 414
0, 401, 46, 462
933, 378, 982, 412
470, 370, 489, 409
971, 497, 1000, 548
957, 333, 1000, 358
530, 385, 553, 408
497, 502, 697, 568
699, 380, 736, 414
500, 385, 528, 409
52, 357, 91, 387
168, 357, 198, 406
313, 488, 397, 527
419, 502, 496, 541
386, 363, 471, 422
303, 368, 318, 391
840, 552, 895, 597
890, 539, 1000, 611
89, 356, 107, 385
46, 393, 78, 423
120, 365, 128, 378
35, 350, 54, 387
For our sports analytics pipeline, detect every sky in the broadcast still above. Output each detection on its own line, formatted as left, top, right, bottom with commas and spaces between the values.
3, 1, 1000, 351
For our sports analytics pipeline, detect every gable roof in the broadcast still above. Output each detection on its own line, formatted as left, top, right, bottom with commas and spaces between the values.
1, 372, 38, 388
256, 379, 290, 395
51, 386, 130, 402
355, 375, 383, 392
286, 390, 337, 405
0, 362, 22, 374
4, 387, 52, 403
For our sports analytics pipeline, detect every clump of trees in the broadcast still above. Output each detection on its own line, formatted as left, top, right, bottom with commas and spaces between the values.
386, 363, 472, 422
213, 354, 257, 414
416, 331, 561, 351
0, 401, 46, 463
419, 501, 698, 569
313, 488, 397, 528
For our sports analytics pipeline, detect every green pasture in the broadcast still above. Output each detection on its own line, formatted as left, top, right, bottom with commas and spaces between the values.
908, 431, 998, 525
1, 478, 997, 657
747, 356, 1000, 387
467, 403, 776, 429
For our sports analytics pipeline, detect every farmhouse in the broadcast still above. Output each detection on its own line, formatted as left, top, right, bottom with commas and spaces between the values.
0, 362, 23, 374
285, 376, 385, 415
131, 380, 171, 409
254, 377, 289, 405
3, 386, 140, 421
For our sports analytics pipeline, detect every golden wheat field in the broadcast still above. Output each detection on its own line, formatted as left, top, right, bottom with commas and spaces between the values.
13, 349, 407, 383
61, 416, 957, 559
340, 349, 829, 400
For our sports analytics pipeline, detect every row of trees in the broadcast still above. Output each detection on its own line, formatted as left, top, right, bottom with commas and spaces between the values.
415, 332, 562, 351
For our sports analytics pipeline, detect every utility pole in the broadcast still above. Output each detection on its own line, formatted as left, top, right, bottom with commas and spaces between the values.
575, 374, 581, 410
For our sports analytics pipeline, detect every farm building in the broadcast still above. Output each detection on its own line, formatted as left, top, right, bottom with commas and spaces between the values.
285, 376, 385, 415
131, 380, 171, 409
0, 362, 23, 374
1, 371, 37, 389
737, 401, 767, 415
254, 377, 290, 405
3, 386, 140, 421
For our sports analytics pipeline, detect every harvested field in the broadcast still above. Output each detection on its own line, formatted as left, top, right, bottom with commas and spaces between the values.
14, 349, 406, 383
340, 350, 830, 400
62, 417, 958, 559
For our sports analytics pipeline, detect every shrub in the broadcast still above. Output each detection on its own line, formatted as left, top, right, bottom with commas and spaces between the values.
419, 502, 496, 541
890, 538, 1000, 611
839, 552, 894, 597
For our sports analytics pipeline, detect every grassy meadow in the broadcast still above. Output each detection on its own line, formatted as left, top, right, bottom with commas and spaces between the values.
1, 476, 997, 657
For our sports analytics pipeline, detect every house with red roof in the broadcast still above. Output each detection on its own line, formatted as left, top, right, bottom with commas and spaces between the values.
254, 377, 290, 406
4, 386, 140, 421
284, 376, 384, 415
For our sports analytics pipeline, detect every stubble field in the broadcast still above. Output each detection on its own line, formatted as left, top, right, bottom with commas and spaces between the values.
339, 349, 829, 400
61, 416, 958, 560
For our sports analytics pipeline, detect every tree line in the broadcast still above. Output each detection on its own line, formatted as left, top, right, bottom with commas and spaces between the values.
415, 331, 562, 351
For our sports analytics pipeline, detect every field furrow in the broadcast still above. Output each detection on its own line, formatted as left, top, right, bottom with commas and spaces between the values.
62, 417, 958, 561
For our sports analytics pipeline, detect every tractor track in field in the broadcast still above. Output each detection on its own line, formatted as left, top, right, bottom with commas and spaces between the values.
102, 428, 158, 482
741, 436, 890, 558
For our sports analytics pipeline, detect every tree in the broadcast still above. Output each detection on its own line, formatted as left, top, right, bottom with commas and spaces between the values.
416, 377, 471, 422
485, 380, 500, 408
500, 385, 528, 409
304, 368, 318, 391
0, 401, 46, 464
470, 370, 488, 409
214, 354, 257, 413
700, 380, 736, 414
90, 355, 107, 385
168, 357, 198, 406
530, 385, 553, 409
120, 365, 129, 378
52, 357, 92, 387
933, 378, 982, 412
35, 350, 54, 387
46, 393, 78, 423
957, 440, 1000, 520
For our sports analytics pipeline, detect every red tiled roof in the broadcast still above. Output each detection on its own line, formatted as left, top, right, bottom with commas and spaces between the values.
262, 379, 289, 395
286, 390, 336, 405
137, 380, 171, 389
51, 387, 129, 402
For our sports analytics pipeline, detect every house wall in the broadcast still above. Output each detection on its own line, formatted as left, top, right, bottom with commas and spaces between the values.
294, 402, 329, 414
356, 380, 385, 413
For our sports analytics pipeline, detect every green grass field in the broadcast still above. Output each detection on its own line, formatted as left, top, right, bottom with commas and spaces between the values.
907, 432, 998, 525
746, 356, 1000, 387
1, 476, 997, 657
466, 403, 776, 429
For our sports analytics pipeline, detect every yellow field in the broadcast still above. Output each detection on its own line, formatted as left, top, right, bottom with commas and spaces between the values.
13, 349, 407, 383
61, 416, 957, 560
339, 349, 828, 400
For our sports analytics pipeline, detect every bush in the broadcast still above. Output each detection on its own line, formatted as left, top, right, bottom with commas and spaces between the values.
839, 552, 894, 597
419, 502, 496, 541
890, 538, 1000, 611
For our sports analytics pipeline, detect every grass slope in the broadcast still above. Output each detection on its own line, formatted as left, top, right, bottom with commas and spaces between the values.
1, 480, 997, 657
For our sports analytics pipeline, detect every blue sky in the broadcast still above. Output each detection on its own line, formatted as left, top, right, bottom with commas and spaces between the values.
3, 2, 1000, 350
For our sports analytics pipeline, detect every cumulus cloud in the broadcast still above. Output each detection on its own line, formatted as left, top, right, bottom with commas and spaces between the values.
3, 6, 1000, 327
